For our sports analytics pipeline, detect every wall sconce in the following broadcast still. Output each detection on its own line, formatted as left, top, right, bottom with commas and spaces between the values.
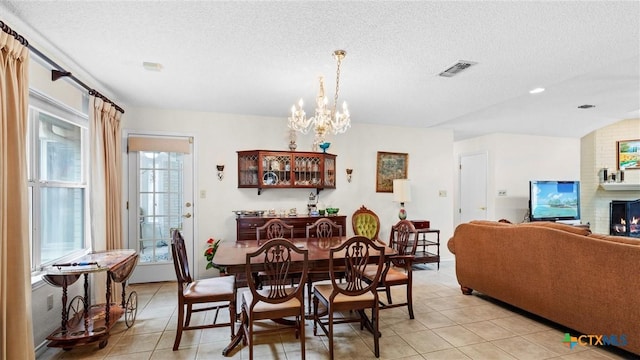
216, 165, 225, 181
346, 168, 353, 183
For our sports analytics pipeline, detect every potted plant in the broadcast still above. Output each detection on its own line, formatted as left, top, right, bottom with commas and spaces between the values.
203, 238, 226, 275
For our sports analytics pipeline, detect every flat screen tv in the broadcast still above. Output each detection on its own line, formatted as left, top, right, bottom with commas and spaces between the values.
529, 180, 580, 222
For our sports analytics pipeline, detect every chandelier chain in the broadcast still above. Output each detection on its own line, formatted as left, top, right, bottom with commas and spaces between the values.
333, 53, 342, 116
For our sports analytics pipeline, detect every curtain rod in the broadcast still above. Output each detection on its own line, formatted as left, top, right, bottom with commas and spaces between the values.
1, 20, 125, 114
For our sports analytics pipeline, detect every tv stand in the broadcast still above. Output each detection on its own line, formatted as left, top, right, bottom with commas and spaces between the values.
555, 219, 581, 225
555, 220, 590, 231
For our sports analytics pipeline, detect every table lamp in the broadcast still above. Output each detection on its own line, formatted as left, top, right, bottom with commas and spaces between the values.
393, 179, 411, 220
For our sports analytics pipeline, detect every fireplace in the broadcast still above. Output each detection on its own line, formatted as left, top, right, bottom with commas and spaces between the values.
609, 199, 640, 237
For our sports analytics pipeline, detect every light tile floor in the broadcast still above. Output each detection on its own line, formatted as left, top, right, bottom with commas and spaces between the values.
37, 261, 637, 360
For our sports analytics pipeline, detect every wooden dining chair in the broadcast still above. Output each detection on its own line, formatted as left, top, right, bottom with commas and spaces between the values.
306, 217, 343, 238
351, 205, 381, 241
363, 219, 418, 319
241, 238, 309, 360
312, 235, 385, 359
305, 218, 344, 312
171, 230, 236, 351
256, 218, 294, 243
255, 218, 297, 287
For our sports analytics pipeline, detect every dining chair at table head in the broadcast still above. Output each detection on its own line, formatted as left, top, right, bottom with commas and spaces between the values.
351, 205, 381, 241
312, 235, 385, 359
306, 217, 343, 238
363, 219, 418, 319
241, 238, 309, 360
256, 218, 294, 244
171, 230, 236, 351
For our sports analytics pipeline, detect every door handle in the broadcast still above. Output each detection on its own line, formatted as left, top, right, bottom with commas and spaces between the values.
182, 213, 192, 218
479, 207, 486, 210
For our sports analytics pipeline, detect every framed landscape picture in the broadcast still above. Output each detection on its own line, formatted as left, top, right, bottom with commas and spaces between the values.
617, 139, 640, 170
376, 151, 408, 192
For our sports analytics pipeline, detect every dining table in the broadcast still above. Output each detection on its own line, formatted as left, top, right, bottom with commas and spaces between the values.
212, 236, 396, 356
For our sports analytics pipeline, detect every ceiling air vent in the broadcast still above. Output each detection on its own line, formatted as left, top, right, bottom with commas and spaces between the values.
578, 104, 595, 109
438, 60, 477, 77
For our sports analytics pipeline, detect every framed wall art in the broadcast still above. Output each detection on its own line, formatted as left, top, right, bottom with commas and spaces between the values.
376, 151, 408, 192
617, 139, 640, 170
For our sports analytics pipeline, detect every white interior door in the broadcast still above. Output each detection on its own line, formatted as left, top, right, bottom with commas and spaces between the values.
459, 152, 488, 223
126, 136, 194, 283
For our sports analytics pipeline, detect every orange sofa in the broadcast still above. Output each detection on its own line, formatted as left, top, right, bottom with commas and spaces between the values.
447, 220, 640, 355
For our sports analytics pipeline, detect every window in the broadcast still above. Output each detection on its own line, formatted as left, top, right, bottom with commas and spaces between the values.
28, 90, 89, 272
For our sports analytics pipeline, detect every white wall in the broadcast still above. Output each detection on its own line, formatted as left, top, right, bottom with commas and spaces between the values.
453, 133, 581, 224
122, 107, 456, 277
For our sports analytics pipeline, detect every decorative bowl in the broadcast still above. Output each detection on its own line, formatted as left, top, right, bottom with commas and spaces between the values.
326, 207, 339, 215
319, 142, 331, 153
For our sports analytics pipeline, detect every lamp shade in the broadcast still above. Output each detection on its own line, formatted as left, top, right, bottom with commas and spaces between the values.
393, 179, 411, 203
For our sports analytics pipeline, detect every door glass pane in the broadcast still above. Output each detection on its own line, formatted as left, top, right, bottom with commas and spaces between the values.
139, 151, 155, 168
138, 151, 183, 263
40, 187, 84, 264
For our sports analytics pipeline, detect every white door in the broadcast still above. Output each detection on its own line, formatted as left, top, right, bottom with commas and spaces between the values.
126, 136, 194, 283
459, 152, 488, 224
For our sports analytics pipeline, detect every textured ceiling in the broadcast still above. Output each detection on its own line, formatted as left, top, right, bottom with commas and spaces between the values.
2, 1, 639, 140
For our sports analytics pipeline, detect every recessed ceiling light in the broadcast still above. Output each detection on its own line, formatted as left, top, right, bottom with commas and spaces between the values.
578, 104, 595, 109
529, 87, 545, 94
142, 61, 163, 71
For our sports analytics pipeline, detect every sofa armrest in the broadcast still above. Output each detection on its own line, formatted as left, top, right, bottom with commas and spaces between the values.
447, 237, 455, 254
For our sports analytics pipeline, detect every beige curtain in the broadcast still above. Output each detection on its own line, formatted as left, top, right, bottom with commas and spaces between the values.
0, 31, 35, 359
89, 97, 123, 302
90, 97, 123, 251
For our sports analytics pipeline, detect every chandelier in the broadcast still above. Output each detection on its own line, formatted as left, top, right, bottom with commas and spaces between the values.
288, 50, 351, 147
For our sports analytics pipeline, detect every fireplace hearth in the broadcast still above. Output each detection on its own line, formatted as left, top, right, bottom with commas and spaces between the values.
610, 199, 640, 237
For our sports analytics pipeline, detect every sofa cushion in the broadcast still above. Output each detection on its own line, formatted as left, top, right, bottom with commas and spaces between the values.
468, 220, 591, 236
588, 233, 640, 246
469, 220, 513, 227
519, 221, 591, 236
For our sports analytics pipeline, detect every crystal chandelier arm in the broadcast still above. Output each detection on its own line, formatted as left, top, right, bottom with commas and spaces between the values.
288, 98, 311, 134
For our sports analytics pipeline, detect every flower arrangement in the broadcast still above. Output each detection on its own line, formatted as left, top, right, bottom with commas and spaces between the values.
204, 238, 225, 272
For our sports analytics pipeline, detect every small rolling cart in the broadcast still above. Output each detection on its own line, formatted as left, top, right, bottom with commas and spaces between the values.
42, 249, 139, 350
